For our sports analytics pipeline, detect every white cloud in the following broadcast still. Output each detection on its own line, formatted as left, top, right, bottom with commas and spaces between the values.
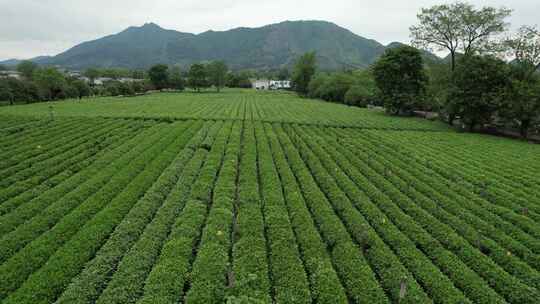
0, 0, 537, 60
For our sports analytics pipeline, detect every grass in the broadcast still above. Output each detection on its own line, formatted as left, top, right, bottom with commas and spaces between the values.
0, 90, 539, 303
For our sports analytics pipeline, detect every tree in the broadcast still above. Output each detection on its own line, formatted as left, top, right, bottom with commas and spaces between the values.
292, 52, 317, 95
188, 63, 208, 92
226, 72, 252, 88
307, 73, 330, 99
131, 81, 144, 94
207, 61, 228, 92
316, 72, 355, 102
372, 46, 428, 115
502, 76, 540, 138
16, 60, 39, 79
60, 85, 80, 99
0, 65, 7, 71
118, 82, 135, 96
33, 68, 67, 100
448, 55, 510, 131
410, 2, 511, 71
504, 25, 540, 80
71, 80, 91, 99
84, 68, 100, 84
148, 64, 169, 90
500, 26, 540, 138
0, 80, 14, 105
344, 85, 374, 107
104, 81, 121, 96
168, 66, 185, 91
132, 70, 145, 79
425, 61, 453, 118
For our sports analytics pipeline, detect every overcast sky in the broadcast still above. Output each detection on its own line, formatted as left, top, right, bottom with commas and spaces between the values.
0, 0, 538, 60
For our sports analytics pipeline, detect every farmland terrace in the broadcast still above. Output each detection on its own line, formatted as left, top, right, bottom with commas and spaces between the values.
0, 89, 539, 304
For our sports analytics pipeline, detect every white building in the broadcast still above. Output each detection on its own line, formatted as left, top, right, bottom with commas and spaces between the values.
252, 79, 291, 90
252, 79, 270, 90
269, 80, 291, 90
0, 71, 23, 80
67, 71, 82, 78
93, 77, 113, 85
118, 77, 144, 84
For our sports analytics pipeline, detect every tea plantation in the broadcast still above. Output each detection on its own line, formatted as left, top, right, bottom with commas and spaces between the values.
0, 90, 539, 304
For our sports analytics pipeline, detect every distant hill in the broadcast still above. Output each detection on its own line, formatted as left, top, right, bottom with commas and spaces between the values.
0, 56, 52, 67
48, 23, 195, 69
4, 21, 440, 71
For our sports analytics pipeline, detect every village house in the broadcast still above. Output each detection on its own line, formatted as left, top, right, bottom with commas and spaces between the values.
118, 77, 144, 84
93, 77, 114, 85
251, 79, 291, 90
0, 71, 23, 80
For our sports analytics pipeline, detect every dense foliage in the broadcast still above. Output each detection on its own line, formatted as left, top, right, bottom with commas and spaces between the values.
448, 55, 511, 131
148, 64, 170, 90
307, 70, 378, 107
373, 46, 428, 115
410, 1, 511, 71
188, 64, 210, 92
292, 52, 317, 95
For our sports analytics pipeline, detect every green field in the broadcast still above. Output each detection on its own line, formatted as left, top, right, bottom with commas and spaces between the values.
1, 90, 539, 304
0, 90, 450, 130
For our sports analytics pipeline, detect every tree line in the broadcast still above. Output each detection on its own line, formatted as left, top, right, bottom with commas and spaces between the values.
0, 60, 257, 105
291, 1, 540, 138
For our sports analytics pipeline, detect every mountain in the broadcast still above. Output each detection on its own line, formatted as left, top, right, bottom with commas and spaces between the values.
0, 56, 52, 67
164, 21, 387, 70
11, 21, 439, 70
0, 59, 22, 66
48, 23, 194, 69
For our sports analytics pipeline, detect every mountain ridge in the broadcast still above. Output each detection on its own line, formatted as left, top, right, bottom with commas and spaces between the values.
1, 20, 440, 70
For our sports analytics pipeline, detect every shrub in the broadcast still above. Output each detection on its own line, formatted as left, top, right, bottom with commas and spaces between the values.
344, 85, 373, 107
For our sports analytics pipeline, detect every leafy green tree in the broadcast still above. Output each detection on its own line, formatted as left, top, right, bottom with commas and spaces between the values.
207, 61, 228, 92
344, 85, 374, 107
307, 73, 328, 99
131, 81, 144, 94
84, 68, 100, 84
500, 25, 540, 137
104, 81, 121, 96
0, 65, 7, 71
425, 62, 453, 118
71, 80, 91, 99
60, 85, 80, 99
372, 46, 428, 115
188, 63, 208, 92
23, 81, 41, 102
317, 72, 355, 102
132, 70, 146, 79
502, 76, 540, 138
16, 61, 39, 79
118, 82, 135, 96
292, 52, 317, 95
168, 66, 185, 91
448, 55, 510, 131
148, 64, 169, 90
0, 80, 14, 105
504, 25, 540, 81
33, 68, 67, 100
226, 72, 252, 88
410, 2, 511, 71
